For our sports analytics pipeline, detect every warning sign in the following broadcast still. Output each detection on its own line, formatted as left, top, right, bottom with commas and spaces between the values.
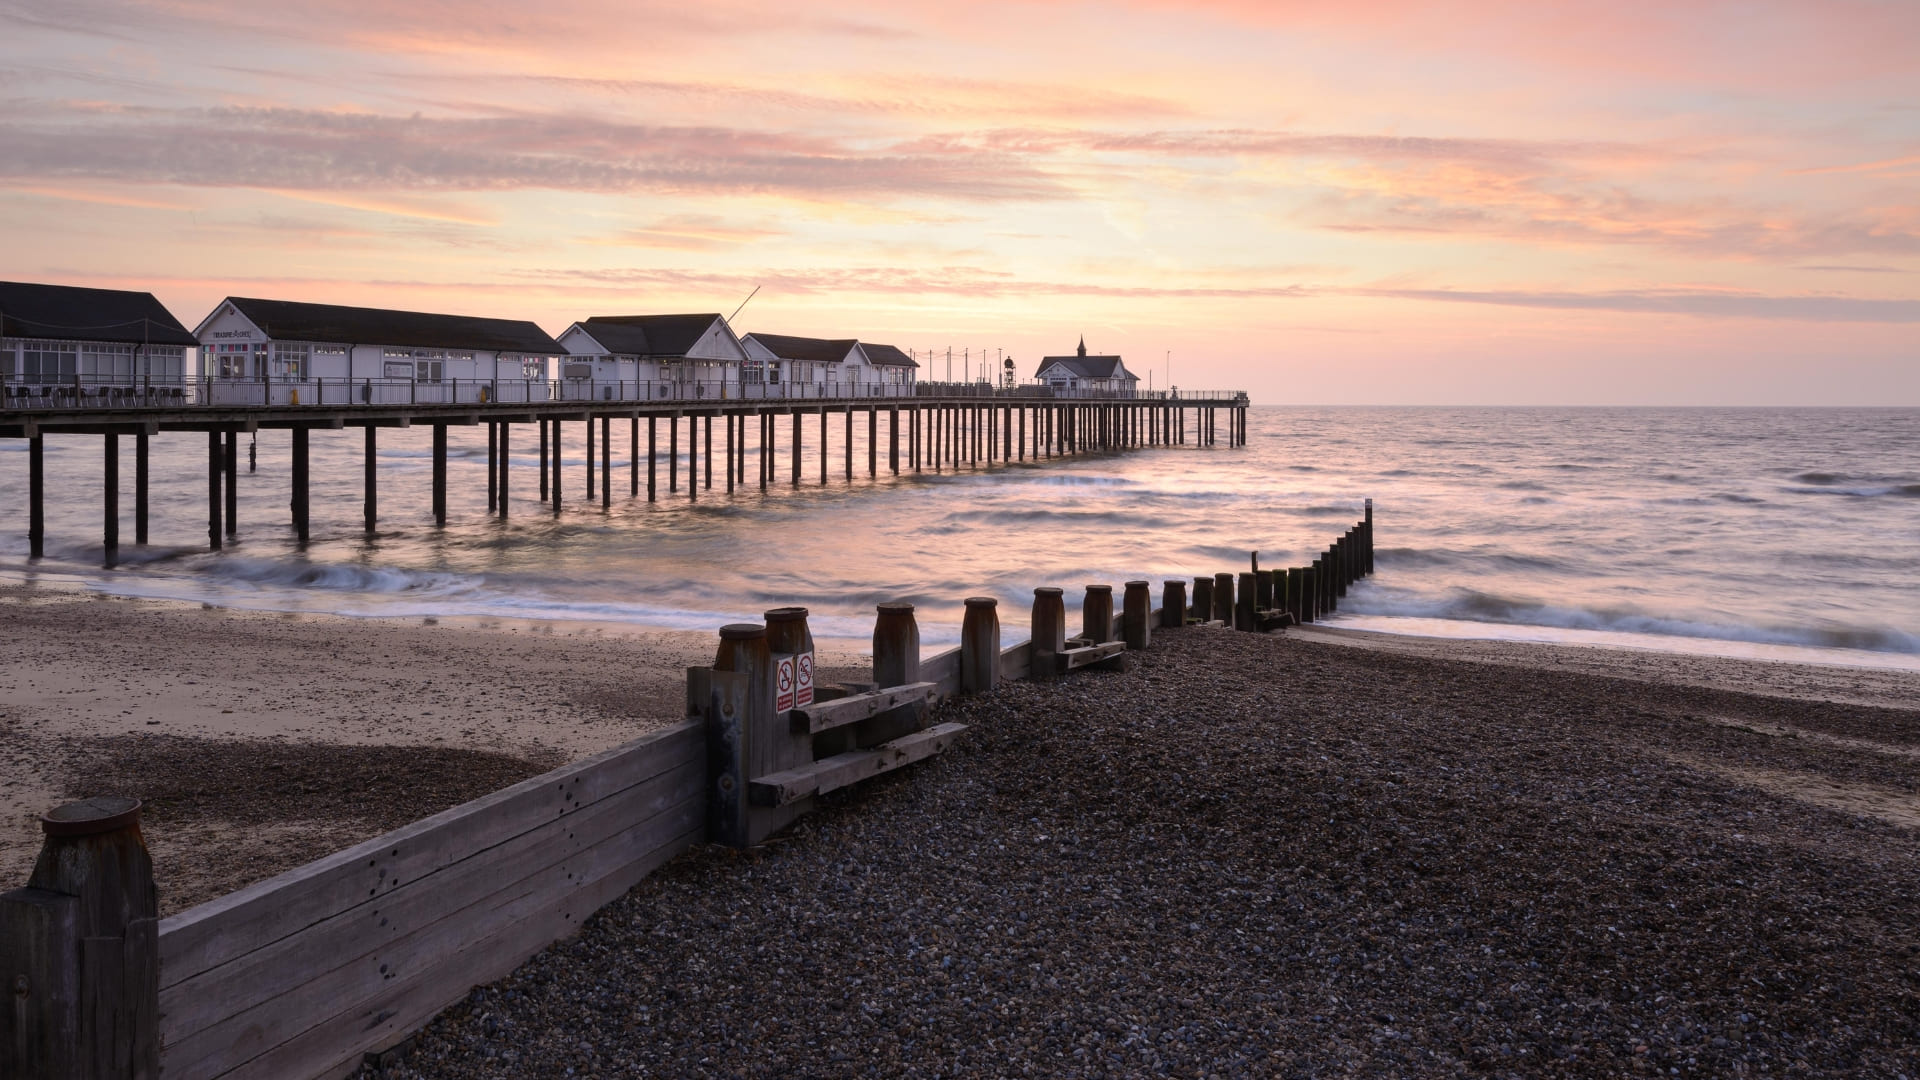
775, 654, 796, 712
795, 651, 814, 708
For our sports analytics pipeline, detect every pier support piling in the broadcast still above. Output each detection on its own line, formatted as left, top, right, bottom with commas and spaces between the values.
295, 427, 313, 540
363, 426, 377, 533
206, 431, 221, 550
29, 433, 44, 558
499, 422, 510, 517
103, 432, 119, 560
135, 430, 149, 546
223, 431, 237, 538
428, 425, 444, 528
601, 415, 611, 508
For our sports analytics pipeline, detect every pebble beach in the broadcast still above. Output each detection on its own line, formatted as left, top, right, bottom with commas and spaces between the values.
374, 625, 1920, 1078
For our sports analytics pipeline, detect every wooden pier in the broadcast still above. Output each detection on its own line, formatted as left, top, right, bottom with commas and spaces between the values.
2, 385, 1250, 560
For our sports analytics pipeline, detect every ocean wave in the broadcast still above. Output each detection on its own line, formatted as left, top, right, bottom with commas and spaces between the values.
1343, 587, 1920, 655
1786, 483, 1920, 498
200, 556, 478, 596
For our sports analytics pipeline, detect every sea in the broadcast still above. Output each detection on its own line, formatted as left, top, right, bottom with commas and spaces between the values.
3, 406, 1917, 668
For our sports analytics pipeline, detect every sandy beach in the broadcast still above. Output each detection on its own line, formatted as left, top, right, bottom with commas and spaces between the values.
0, 584, 862, 912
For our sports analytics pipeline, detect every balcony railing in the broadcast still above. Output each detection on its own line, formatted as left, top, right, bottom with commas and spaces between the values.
0, 375, 1246, 411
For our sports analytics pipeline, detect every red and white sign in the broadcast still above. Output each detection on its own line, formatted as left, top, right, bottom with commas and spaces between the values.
775, 654, 796, 712
795, 651, 814, 708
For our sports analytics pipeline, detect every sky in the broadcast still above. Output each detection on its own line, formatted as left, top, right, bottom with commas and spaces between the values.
1, 0, 1916, 404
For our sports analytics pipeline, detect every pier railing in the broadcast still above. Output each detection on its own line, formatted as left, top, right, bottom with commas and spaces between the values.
1, 374, 1246, 412
0, 504, 1375, 1080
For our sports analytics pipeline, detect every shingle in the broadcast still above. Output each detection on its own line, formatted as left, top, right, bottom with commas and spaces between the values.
744, 333, 861, 365
583, 314, 726, 357
857, 342, 919, 368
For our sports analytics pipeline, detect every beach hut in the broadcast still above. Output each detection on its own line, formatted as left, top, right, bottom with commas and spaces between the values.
0, 281, 198, 406
740, 333, 865, 397
558, 314, 746, 401
191, 298, 563, 406
1034, 338, 1138, 395
855, 343, 919, 391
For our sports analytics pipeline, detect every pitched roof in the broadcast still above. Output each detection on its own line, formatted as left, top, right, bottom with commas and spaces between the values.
1037, 354, 1130, 380
211, 297, 561, 353
858, 342, 918, 368
0, 281, 198, 346
580, 314, 728, 357
744, 333, 860, 365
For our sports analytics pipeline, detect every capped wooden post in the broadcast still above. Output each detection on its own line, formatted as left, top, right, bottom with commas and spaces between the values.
1301, 565, 1318, 622
1365, 498, 1375, 574
713, 622, 810, 844
1236, 572, 1257, 631
1255, 569, 1275, 612
960, 597, 1001, 694
1212, 572, 1235, 624
1081, 584, 1115, 644
862, 601, 925, 745
1031, 587, 1067, 679
1190, 576, 1213, 625
1160, 580, 1187, 629
1122, 580, 1152, 649
0, 796, 159, 1080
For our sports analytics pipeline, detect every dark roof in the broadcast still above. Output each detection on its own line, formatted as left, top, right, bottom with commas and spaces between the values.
580, 314, 727, 357
0, 281, 198, 346
858, 342, 918, 368
218, 297, 562, 353
1038, 355, 1130, 380
746, 333, 861, 364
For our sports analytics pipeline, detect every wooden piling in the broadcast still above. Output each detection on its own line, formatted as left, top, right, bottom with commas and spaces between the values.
601, 416, 612, 508
960, 597, 1001, 694
685, 415, 696, 503
789, 410, 801, 487
102, 433, 118, 559
362, 426, 377, 533
1030, 587, 1067, 679
712, 622, 809, 846
223, 431, 237, 537
1235, 572, 1257, 631
539, 419, 549, 502
428, 425, 443, 528
1212, 572, 1235, 624
1082, 584, 1115, 644
889, 407, 900, 474
864, 601, 925, 745
29, 433, 44, 559
551, 420, 562, 509
0, 795, 160, 1080
206, 432, 221, 550
705, 414, 713, 491
647, 416, 657, 501
844, 407, 853, 481
1160, 580, 1187, 629
820, 409, 828, 485
633, 417, 641, 497
486, 422, 497, 512
586, 413, 595, 497
1122, 580, 1152, 650
498, 423, 510, 517
1256, 569, 1274, 612
669, 413, 678, 493
1191, 576, 1213, 624
134, 430, 148, 546
1300, 565, 1317, 623
867, 407, 877, 477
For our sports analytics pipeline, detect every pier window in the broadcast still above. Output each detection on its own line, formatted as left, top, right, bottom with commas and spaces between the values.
519, 357, 547, 380
213, 343, 253, 379
273, 342, 308, 379
144, 345, 185, 381
81, 343, 134, 380
0, 343, 13, 378
22, 342, 78, 383
415, 359, 443, 383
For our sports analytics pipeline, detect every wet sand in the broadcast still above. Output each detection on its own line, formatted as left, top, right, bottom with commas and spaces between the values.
0, 584, 861, 912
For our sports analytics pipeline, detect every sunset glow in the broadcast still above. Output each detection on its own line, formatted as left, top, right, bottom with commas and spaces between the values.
3, 0, 1915, 402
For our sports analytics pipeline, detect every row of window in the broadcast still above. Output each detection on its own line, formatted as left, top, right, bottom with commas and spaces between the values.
0, 341, 188, 382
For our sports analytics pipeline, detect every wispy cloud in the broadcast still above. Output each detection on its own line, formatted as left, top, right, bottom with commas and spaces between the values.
1365, 287, 1920, 323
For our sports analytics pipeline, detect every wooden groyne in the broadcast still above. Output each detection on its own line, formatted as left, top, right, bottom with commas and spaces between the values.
0, 503, 1371, 1080
1, 384, 1249, 562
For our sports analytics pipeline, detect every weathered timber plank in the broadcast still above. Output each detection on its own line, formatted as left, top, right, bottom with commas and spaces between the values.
747, 722, 967, 808
1057, 640, 1125, 671
789, 682, 936, 734
164, 787, 704, 1080
158, 723, 700, 989
997, 639, 1032, 682
159, 754, 700, 1051
923, 646, 961, 698
223, 815, 704, 1080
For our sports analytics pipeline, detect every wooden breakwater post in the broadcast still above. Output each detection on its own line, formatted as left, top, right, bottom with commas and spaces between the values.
1212, 572, 1235, 625
866, 602, 925, 745
1082, 585, 1115, 645
1236, 571, 1257, 632
1160, 580, 1187, 630
1191, 577, 1214, 626
960, 597, 1001, 694
1122, 581, 1153, 649
0, 796, 159, 1080
1031, 587, 1067, 679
